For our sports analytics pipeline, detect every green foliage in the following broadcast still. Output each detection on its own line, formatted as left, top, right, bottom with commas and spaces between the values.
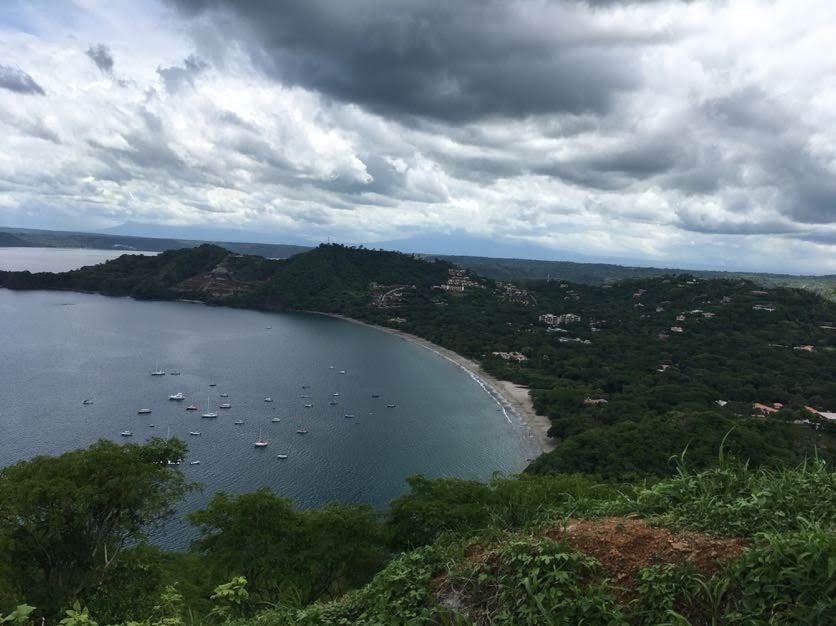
725, 528, 836, 624
0, 605, 35, 625
387, 473, 617, 549
632, 458, 835, 536
210, 577, 250, 621
58, 602, 97, 626
446, 537, 625, 624
0, 438, 190, 617
189, 490, 387, 606
630, 564, 700, 625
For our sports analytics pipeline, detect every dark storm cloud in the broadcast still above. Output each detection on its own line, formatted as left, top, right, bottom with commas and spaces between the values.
700, 88, 836, 225
165, 0, 661, 122
86, 44, 114, 74
157, 55, 209, 93
0, 65, 45, 95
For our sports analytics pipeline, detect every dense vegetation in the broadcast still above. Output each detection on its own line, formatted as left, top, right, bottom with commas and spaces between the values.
431, 253, 836, 300
0, 442, 832, 623
0, 244, 834, 622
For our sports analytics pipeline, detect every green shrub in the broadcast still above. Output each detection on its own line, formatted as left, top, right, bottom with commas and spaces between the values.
725, 528, 836, 624
632, 459, 835, 536
445, 537, 625, 625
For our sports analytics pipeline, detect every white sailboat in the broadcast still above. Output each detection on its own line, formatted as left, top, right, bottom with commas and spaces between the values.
150, 361, 165, 376
201, 394, 218, 419
253, 428, 269, 447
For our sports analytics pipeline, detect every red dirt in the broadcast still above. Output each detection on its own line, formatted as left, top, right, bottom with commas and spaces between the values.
547, 516, 747, 593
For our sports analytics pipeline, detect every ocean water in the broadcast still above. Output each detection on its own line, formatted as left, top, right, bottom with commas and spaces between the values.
0, 248, 539, 549
0, 246, 156, 272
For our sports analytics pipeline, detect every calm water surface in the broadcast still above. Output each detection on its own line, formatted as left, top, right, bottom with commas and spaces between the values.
0, 246, 156, 272
0, 248, 538, 549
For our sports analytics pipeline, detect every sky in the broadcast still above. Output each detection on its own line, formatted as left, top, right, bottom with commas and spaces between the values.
0, 0, 835, 274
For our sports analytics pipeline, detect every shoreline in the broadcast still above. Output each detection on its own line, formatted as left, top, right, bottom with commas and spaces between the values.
313, 312, 555, 453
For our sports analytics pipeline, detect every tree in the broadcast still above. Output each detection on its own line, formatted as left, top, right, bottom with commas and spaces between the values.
0, 438, 190, 617
189, 490, 387, 606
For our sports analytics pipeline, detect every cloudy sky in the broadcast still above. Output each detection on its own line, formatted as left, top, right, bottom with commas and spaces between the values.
1, 0, 835, 273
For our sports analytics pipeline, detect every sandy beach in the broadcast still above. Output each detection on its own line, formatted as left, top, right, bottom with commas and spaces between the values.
317, 313, 555, 453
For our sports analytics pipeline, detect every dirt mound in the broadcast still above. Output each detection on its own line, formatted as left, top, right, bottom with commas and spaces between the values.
547, 516, 747, 593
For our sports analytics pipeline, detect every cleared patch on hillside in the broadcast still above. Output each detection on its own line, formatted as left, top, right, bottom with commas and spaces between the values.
547, 516, 747, 594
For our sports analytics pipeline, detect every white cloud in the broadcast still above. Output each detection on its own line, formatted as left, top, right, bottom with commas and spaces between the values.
0, 0, 833, 273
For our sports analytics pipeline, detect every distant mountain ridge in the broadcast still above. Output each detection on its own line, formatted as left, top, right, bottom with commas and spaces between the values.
1, 225, 833, 299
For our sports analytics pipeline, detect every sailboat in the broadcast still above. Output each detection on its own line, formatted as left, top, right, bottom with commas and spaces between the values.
253, 428, 269, 447
296, 426, 309, 434
150, 362, 165, 376
201, 394, 218, 419
82, 398, 94, 405
185, 404, 198, 411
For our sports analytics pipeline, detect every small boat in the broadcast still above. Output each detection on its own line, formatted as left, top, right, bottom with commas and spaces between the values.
120, 430, 133, 437
170, 371, 181, 376
296, 427, 309, 434
201, 395, 218, 418
82, 398, 94, 405
253, 428, 269, 447
271, 417, 281, 423
219, 392, 229, 398
185, 404, 198, 411
137, 408, 152, 414
329, 400, 337, 405
149, 424, 155, 428
302, 384, 310, 389
150, 362, 165, 376
304, 403, 313, 408
339, 370, 346, 374
301, 394, 311, 398
264, 397, 273, 402
219, 403, 232, 409
329, 365, 335, 369
386, 404, 398, 408
344, 414, 355, 419
209, 382, 217, 387
234, 420, 244, 425
190, 460, 201, 465
371, 394, 380, 398
333, 392, 340, 396
168, 392, 185, 401
189, 431, 201, 436
276, 454, 288, 459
